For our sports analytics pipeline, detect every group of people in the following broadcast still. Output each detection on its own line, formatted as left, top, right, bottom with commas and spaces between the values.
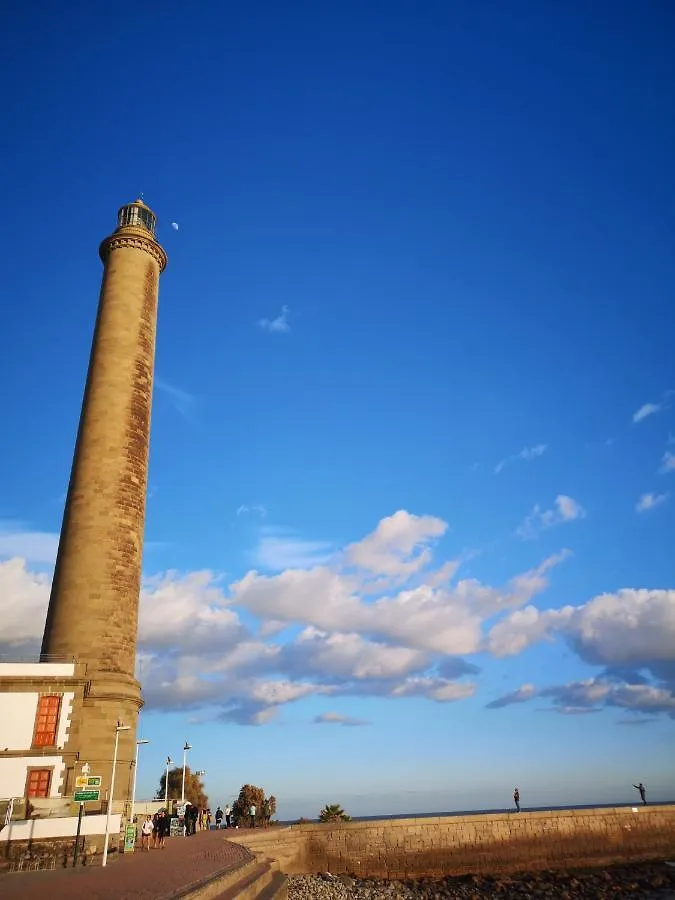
139, 808, 170, 850
214, 805, 233, 828
512, 782, 648, 813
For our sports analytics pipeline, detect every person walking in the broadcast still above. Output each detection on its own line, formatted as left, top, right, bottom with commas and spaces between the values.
158, 810, 169, 848
215, 806, 224, 829
263, 798, 271, 829
249, 803, 256, 828
225, 804, 232, 828
633, 782, 647, 805
141, 815, 154, 851
513, 788, 521, 813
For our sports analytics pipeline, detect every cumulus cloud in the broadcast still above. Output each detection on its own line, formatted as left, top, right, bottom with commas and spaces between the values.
0, 558, 51, 652
488, 677, 675, 719
258, 305, 291, 334
485, 683, 537, 709
659, 452, 675, 475
516, 495, 586, 540
636, 492, 669, 513
0, 523, 59, 565
4, 507, 674, 726
494, 444, 547, 475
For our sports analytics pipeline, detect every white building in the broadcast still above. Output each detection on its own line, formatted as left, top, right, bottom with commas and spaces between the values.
0, 662, 77, 808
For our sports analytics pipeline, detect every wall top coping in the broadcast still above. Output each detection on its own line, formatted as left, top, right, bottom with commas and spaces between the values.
0, 662, 76, 678
287, 803, 675, 831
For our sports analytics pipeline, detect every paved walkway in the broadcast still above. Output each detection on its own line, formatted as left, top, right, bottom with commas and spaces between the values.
0, 829, 252, 900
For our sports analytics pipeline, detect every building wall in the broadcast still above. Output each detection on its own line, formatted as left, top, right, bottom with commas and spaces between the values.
0, 813, 121, 842
0, 755, 66, 799
0, 663, 77, 801
0, 692, 39, 750
229, 805, 675, 878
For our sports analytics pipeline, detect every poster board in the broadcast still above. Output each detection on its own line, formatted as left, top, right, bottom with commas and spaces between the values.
124, 823, 137, 853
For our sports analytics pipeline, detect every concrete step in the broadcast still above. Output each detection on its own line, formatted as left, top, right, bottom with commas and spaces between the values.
174, 856, 259, 900
255, 870, 288, 900
210, 858, 287, 900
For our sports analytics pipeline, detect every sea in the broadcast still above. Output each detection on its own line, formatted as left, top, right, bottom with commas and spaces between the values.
280, 799, 675, 825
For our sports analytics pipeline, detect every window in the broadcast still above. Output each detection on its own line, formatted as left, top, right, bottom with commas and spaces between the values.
32, 694, 61, 748
27, 768, 52, 799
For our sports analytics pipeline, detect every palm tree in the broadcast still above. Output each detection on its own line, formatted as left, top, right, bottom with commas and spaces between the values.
319, 803, 351, 823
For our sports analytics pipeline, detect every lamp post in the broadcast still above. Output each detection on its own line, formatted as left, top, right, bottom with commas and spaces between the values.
130, 738, 150, 826
181, 742, 192, 804
102, 723, 130, 867
164, 756, 173, 809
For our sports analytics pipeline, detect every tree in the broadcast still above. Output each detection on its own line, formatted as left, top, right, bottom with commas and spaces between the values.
232, 784, 265, 827
319, 803, 351, 823
157, 767, 208, 808
232, 785, 280, 827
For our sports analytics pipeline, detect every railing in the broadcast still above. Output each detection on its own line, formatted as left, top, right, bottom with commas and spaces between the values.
2, 798, 15, 829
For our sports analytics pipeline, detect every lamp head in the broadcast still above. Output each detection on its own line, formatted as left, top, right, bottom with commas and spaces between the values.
116, 724, 131, 732
137, 739, 151, 745
183, 742, 192, 751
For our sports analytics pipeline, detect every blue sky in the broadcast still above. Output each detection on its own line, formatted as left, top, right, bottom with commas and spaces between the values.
2, 1, 675, 820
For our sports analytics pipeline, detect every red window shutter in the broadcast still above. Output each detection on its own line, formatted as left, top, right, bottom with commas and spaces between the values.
33, 695, 62, 748
27, 769, 52, 798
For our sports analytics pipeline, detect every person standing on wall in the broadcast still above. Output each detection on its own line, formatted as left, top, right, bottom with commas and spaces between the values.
513, 788, 521, 812
633, 782, 647, 805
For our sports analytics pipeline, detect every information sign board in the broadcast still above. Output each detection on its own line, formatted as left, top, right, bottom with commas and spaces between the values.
73, 789, 100, 802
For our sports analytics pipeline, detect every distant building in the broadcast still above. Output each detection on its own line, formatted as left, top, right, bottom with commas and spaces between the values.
0, 199, 167, 819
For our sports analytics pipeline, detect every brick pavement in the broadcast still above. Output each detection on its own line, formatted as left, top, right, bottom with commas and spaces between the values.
0, 829, 252, 900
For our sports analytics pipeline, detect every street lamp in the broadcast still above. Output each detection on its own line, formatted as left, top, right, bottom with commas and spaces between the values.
102, 723, 130, 867
130, 739, 150, 825
164, 756, 173, 809
181, 742, 192, 803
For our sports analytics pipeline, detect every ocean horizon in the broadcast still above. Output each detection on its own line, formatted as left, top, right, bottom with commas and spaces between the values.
280, 799, 675, 825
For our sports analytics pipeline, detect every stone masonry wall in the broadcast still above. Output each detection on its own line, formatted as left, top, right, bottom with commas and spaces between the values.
229, 805, 675, 879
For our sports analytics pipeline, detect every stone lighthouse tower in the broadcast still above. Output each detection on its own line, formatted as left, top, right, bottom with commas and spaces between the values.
41, 199, 167, 804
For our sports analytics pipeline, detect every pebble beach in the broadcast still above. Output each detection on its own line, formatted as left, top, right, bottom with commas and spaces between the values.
289, 862, 675, 899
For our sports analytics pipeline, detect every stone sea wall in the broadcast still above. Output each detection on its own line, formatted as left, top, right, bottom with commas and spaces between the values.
229, 805, 675, 879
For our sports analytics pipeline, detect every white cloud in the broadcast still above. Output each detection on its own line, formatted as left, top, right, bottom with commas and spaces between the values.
0, 558, 51, 652
636, 492, 669, 513
154, 377, 196, 417
494, 444, 547, 474
485, 683, 537, 709
516, 495, 586, 539
659, 452, 675, 474
170, 222, 179, 231
632, 390, 674, 424
231, 544, 569, 655
488, 677, 675, 719
258, 305, 291, 334
0, 523, 59, 565
633, 402, 661, 423
344, 510, 448, 579
236, 504, 268, 518
314, 712, 371, 726
4, 507, 674, 726
254, 532, 335, 571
